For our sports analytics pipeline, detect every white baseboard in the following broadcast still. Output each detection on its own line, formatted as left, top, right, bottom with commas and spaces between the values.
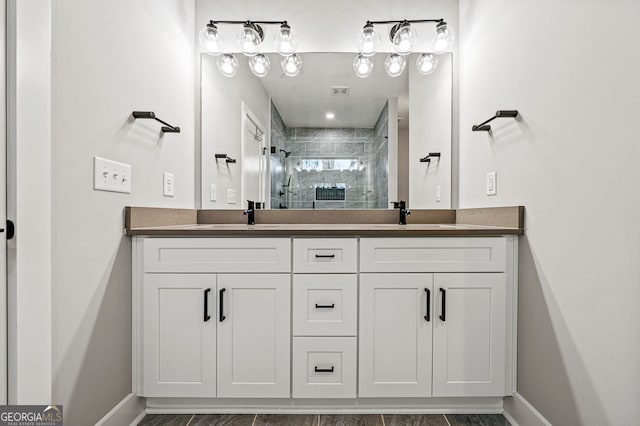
503, 392, 552, 426
95, 392, 146, 426
145, 397, 504, 415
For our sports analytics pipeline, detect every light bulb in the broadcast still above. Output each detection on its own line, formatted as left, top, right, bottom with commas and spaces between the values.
353, 54, 374, 78
391, 23, 417, 55
198, 22, 224, 56
237, 23, 263, 57
430, 22, 455, 53
384, 53, 406, 77
356, 24, 380, 57
249, 54, 270, 77
281, 54, 302, 77
274, 22, 297, 56
416, 53, 439, 75
216, 53, 239, 77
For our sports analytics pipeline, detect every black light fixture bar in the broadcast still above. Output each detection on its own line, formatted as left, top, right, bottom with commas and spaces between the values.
472, 110, 519, 132
209, 19, 288, 25
366, 19, 444, 25
132, 111, 180, 133
420, 152, 441, 163
215, 154, 236, 164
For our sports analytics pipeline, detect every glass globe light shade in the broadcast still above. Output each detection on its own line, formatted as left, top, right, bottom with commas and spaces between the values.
274, 23, 297, 56
237, 25, 262, 56
353, 54, 374, 78
249, 54, 271, 78
430, 22, 455, 53
392, 24, 418, 55
356, 25, 380, 57
198, 23, 224, 56
384, 53, 406, 77
416, 53, 439, 75
216, 53, 239, 77
281, 54, 302, 77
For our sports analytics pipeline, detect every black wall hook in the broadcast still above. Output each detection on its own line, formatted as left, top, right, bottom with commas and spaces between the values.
420, 152, 441, 163
215, 154, 236, 164
132, 111, 181, 133
472, 110, 519, 132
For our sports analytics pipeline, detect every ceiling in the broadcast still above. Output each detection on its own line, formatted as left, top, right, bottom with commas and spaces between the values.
260, 53, 409, 128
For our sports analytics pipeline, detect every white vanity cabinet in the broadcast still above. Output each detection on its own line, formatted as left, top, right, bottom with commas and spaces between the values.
134, 238, 291, 398
360, 237, 516, 398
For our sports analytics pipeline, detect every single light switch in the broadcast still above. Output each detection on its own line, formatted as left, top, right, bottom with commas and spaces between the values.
486, 171, 497, 196
435, 185, 441, 202
163, 172, 175, 197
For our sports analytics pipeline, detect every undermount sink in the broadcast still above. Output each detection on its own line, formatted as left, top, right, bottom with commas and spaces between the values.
372, 223, 453, 228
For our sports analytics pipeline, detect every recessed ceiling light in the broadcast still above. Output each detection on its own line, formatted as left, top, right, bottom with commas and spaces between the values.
326, 112, 335, 119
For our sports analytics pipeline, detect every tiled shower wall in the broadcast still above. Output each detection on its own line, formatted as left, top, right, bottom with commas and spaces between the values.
270, 103, 389, 209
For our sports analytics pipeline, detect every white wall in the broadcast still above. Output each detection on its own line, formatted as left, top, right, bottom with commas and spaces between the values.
200, 54, 270, 209
398, 127, 409, 203
50, 1, 195, 425
458, 1, 640, 424
409, 53, 452, 208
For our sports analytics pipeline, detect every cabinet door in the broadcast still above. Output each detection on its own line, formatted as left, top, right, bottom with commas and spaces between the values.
432, 273, 507, 397
142, 274, 217, 397
359, 274, 433, 397
217, 274, 290, 397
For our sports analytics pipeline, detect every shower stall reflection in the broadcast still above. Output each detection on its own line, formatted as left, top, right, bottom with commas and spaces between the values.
270, 101, 390, 209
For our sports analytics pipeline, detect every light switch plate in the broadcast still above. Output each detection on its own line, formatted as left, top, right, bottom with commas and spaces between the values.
163, 172, 175, 197
210, 184, 217, 201
435, 185, 441, 202
93, 156, 131, 194
227, 189, 237, 204
486, 171, 497, 196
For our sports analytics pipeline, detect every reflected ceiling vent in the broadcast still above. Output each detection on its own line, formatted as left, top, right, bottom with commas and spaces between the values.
331, 86, 350, 96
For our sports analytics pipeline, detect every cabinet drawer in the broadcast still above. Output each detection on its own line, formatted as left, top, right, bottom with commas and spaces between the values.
143, 238, 291, 273
360, 238, 506, 272
293, 275, 357, 336
292, 337, 356, 398
293, 238, 357, 273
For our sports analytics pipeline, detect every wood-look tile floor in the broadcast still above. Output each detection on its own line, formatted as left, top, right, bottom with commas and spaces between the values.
138, 414, 511, 426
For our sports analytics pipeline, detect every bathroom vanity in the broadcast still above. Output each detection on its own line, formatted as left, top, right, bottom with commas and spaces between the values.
127, 206, 523, 414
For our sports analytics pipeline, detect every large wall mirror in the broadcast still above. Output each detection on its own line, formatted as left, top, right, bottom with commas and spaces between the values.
201, 52, 452, 210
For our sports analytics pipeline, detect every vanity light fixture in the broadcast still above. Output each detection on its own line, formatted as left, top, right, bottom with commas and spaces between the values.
216, 53, 239, 77
385, 53, 407, 77
249, 54, 271, 77
355, 18, 454, 77
199, 19, 299, 78
281, 54, 302, 77
353, 54, 374, 78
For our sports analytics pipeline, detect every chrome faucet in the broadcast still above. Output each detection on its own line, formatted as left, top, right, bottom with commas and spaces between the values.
243, 200, 255, 225
391, 200, 411, 225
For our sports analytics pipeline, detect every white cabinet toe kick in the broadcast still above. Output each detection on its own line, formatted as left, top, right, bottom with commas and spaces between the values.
132, 235, 518, 412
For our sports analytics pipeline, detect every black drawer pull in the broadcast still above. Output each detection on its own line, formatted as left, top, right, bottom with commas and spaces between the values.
219, 288, 226, 322
424, 288, 430, 322
204, 288, 211, 322
315, 254, 336, 258
439, 288, 446, 321
314, 366, 334, 373
315, 303, 335, 309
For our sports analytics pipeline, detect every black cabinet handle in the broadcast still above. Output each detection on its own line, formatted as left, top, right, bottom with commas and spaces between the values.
315, 254, 336, 258
204, 288, 211, 322
314, 366, 334, 373
439, 288, 446, 321
315, 303, 335, 309
219, 288, 226, 322
424, 288, 431, 322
